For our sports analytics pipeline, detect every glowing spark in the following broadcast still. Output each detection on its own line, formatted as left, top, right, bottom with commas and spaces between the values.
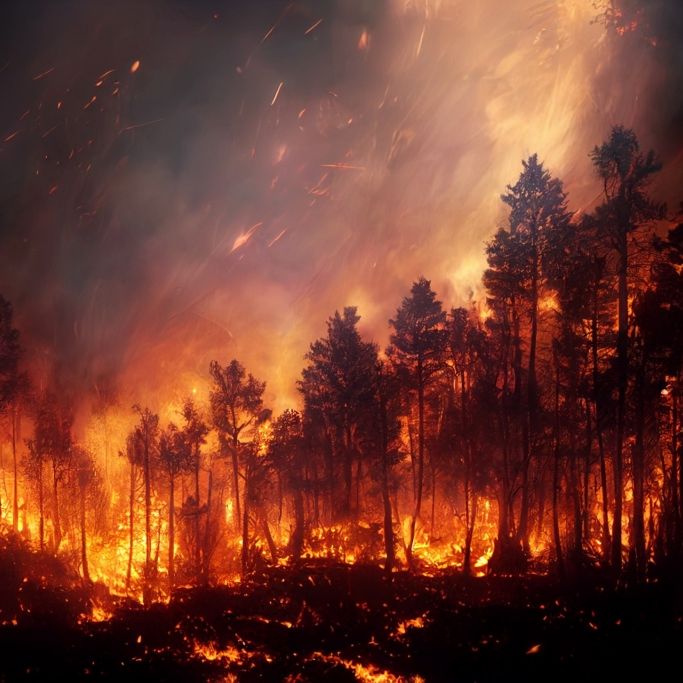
270, 81, 284, 106
230, 222, 262, 253
41, 125, 59, 139
83, 95, 97, 110
320, 163, 365, 171
358, 29, 369, 51
49, 185, 58, 195
3, 131, 19, 143
32, 66, 55, 81
416, 24, 426, 57
526, 644, 541, 655
120, 118, 164, 133
304, 19, 323, 35
130, 60, 141, 73
267, 229, 287, 247
97, 69, 115, 81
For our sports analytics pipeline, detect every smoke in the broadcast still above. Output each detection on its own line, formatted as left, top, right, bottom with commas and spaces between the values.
0, 0, 681, 415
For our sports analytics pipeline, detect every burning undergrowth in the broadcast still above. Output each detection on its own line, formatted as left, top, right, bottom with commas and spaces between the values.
0, 558, 680, 681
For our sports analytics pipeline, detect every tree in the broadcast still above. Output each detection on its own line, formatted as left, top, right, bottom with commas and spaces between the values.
159, 422, 193, 591
120, 432, 142, 591
179, 398, 208, 582
370, 360, 402, 574
299, 307, 378, 519
209, 359, 267, 576
499, 154, 571, 552
131, 405, 159, 602
590, 125, 664, 571
26, 392, 72, 552
0, 296, 22, 530
71, 445, 100, 583
388, 277, 447, 568
268, 410, 306, 562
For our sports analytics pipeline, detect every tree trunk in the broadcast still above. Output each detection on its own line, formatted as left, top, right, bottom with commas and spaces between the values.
38, 461, 44, 551
80, 483, 90, 582
406, 368, 425, 570
12, 406, 19, 532
126, 461, 134, 591
612, 222, 628, 571
632, 354, 646, 575
520, 222, 540, 554
291, 479, 305, 563
552, 356, 565, 577
379, 378, 395, 575
194, 457, 201, 581
143, 440, 152, 604
52, 462, 62, 552
591, 269, 611, 562
231, 441, 241, 533
168, 474, 175, 591
202, 466, 213, 584
583, 399, 592, 543
241, 458, 250, 577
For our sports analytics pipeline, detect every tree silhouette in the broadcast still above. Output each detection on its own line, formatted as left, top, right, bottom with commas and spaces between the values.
590, 125, 664, 571
299, 307, 378, 520
388, 278, 447, 569
209, 359, 267, 576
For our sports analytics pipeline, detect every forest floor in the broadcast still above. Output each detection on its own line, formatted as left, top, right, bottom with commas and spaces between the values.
1, 556, 682, 681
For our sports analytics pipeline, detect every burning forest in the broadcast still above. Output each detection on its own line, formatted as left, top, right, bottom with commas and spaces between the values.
1, 0, 683, 680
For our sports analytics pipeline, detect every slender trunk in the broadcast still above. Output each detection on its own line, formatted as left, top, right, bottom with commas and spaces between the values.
430, 463, 437, 536
378, 376, 395, 575
168, 474, 175, 591
262, 515, 278, 564
355, 449, 362, 521
126, 461, 134, 590
202, 466, 213, 584
406, 368, 425, 570
343, 423, 353, 517
80, 484, 90, 582
612, 222, 628, 571
12, 406, 19, 532
512, 308, 525, 543
583, 399, 592, 543
464, 492, 477, 577
277, 470, 283, 530
569, 428, 582, 554
52, 462, 62, 551
231, 439, 241, 533
291, 477, 305, 562
633, 354, 646, 575
241, 457, 250, 577
552, 355, 565, 577
194, 456, 201, 581
672, 387, 679, 547
499, 327, 512, 540
592, 271, 611, 561
143, 440, 151, 604
38, 461, 44, 551
520, 225, 539, 553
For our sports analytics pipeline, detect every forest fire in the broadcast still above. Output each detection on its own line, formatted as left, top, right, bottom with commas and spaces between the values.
1, 0, 683, 680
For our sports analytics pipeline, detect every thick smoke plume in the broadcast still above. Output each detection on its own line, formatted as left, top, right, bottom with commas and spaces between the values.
1, 0, 681, 416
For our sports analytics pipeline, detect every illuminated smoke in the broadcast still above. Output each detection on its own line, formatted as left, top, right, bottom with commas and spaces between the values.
0, 0, 681, 418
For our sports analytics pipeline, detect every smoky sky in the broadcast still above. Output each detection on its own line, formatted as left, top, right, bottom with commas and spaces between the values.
1, 0, 682, 413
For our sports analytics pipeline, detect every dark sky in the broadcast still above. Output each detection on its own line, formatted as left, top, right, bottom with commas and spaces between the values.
1, 0, 682, 413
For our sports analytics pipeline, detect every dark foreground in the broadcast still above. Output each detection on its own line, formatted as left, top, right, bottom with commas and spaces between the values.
1, 559, 682, 681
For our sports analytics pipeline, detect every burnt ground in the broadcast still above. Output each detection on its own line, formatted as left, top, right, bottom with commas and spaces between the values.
1, 560, 682, 681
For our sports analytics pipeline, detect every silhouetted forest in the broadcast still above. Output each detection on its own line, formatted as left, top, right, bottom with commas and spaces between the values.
1, 125, 682, 680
